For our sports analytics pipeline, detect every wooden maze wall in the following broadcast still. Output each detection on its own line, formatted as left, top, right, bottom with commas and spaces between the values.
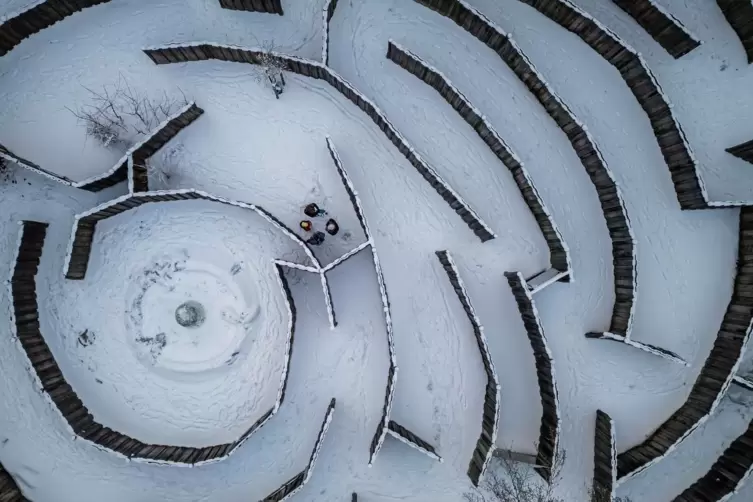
386, 420, 441, 460
505, 272, 561, 482
260, 398, 336, 502
436, 250, 499, 486
673, 418, 753, 501
617, 207, 753, 481
512, 0, 709, 210
387, 41, 571, 279
0, 462, 27, 502
727, 138, 753, 165
717, 0, 753, 64
413, 0, 636, 340
11, 220, 299, 465
611, 0, 700, 58
218, 0, 284, 15
141, 44, 496, 243
0, 0, 111, 57
592, 410, 616, 502
64, 189, 314, 280
322, 0, 339, 64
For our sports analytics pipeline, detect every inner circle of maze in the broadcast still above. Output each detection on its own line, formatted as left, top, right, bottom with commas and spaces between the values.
0, 1, 752, 501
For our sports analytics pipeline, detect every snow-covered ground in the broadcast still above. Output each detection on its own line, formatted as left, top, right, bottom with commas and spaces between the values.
0, 0, 752, 501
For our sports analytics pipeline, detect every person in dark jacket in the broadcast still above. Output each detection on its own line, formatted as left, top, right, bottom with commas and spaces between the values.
325, 218, 339, 236
306, 231, 326, 246
304, 203, 326, 218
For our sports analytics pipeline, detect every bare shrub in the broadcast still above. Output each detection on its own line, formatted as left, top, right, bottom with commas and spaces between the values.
464, 448, 632, 502
464, 449, 566, 502
68, 74, 188, 149
252, 40, 288, 98
140, 143, 185, 189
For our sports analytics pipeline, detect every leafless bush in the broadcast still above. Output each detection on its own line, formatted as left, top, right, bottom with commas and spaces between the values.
464, 449, 566, 502
141, 144, 185, 189
252, 40, 288, 98
68, 74, 188, 149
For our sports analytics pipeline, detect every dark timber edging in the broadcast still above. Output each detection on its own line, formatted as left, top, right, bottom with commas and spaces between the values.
0, 103, 203, 193
260, 398, 336, 502
0, 142, 75, 185
617, 207, 753, 481
592, 410, 617, 502
9, 220, 300, 465
387, 41, 571, 279
717, 0, 753, 64
412, 0, 638, 342
63, 188, 320, 280
81, 102, 204, 193
611, 0, 700, 58
141, 42, 495, 243
0, 0, 111, 57
726, 139, 753, 165
218, 0, 283, 15
0, 461, 27, 502
436, 250, 500, 486
511, 0, 712, 209
323, 138, 397, 466
505, 271, 561, 482
321, 0, 339, 64
673, 419, 753, 501
386, 420, 442, 461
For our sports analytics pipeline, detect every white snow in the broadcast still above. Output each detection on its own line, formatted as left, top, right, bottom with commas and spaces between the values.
1, 0, 753, 501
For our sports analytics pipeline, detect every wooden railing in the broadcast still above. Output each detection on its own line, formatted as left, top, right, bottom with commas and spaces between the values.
592, 410, 616, 502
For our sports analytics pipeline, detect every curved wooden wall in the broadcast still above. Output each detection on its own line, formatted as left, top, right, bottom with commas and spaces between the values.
436, 250, 499, 486
218, 0, 283, 15
387, 41, 571, 279
0, 0, 110, 57
592, 410, 616, 502
673, 418, 753, 501
260, 398, 336, 502
505, 271, 561, 482
727, 138, 753, 165
10, 220, 299, 465
611, 0, 700, 58
617, 206, 753, 480
511, 0, 709, 209
412, 0, 637, 341
63, 189, 318, 280
717, 0, 753, 64
0, 462, 27, 502
141, 43, 496, 243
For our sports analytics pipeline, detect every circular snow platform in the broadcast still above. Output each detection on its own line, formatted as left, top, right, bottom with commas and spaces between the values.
126, 246, 261, 381
46, 197, 309, 452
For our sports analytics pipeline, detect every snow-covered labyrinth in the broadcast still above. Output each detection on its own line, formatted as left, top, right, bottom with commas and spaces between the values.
1, 0, 753, 501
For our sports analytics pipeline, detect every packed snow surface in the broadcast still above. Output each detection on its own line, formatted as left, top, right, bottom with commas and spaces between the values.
0, 0, 752, 501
